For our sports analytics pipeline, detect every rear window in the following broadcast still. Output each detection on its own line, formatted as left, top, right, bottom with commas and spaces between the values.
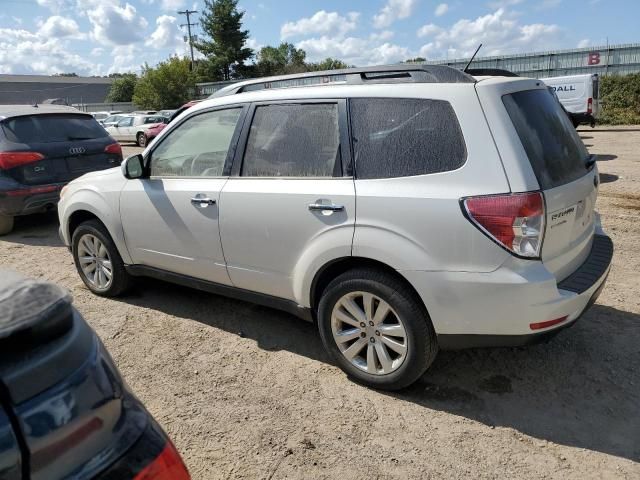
349, 98, 466, 179
1, 114, 108, 144
503, 89, 589, 190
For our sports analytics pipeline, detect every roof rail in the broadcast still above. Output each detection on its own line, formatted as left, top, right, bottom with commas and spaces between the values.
210, 64, 475, 98
466, 68, 519, 77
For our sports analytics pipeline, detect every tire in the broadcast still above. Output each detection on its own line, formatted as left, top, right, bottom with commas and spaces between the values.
0, 214, 14, 235
136, 132, 146, 147
317, 268, 438, 390
71, 219, 132, 296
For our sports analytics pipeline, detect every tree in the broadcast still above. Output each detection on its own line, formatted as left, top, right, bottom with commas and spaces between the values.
132, 57, 195, 109
195, 0, 253, 80
106, 73, 137, 102
254, 43, 307, 77
404, 57, 427, 63
53, 72, 78, 77
306, 58, 351, 71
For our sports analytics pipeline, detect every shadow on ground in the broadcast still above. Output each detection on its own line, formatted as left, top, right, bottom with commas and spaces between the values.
596, 154, 618, 161
599, 173, 619, 184
116, 277, 640, 462
0, 212, 63, 247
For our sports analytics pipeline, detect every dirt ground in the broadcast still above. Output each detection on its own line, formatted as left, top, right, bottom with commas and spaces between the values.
1, 130, 639, 479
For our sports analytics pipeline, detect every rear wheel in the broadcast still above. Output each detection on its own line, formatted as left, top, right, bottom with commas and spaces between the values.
72, 220, 132, 296
136, 132, 146, 147
0, 214, 14, 235
317, 268, 438, 390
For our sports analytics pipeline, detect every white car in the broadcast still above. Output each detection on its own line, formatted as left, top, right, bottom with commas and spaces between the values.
105, 114, 168, 147
58, 65, 613, 390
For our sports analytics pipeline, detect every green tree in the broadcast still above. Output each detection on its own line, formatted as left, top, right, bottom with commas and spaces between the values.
404, 57, 426, 63
306, 58, 351, 71
195, 0, 253, 80
53, 72, 78, 77
254, 43, 307, 77
106, 73, 137, 102
132, 57, 195, 109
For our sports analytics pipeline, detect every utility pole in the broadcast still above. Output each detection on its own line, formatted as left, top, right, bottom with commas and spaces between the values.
178, 9, 198, 70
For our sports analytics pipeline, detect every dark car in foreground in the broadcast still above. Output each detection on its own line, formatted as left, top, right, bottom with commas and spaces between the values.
0, 271, 190, 479
0, 105, 122, 235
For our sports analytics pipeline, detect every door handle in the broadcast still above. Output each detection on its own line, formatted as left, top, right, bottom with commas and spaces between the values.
191, 196, 216, 206
308, 203, 344, 212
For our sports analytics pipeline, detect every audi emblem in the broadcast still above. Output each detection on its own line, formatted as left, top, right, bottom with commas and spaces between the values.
69, 146, 86, 155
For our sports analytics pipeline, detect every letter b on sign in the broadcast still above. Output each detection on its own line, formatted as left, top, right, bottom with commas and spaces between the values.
588, 52, 601, 66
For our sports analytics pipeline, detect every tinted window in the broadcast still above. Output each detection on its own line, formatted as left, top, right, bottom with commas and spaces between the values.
117, 117, 133, 127
349, 98, 466, 179
503, 89, 589, 189
242, 103, 340, 177
150, 108, 242, 177
1, 114, 108, 144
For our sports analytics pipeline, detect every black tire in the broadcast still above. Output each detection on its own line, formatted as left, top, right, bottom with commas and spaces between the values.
0, 214, 14, 235
136, 132, 146, 147
71, 219, 132, 296
317, 268, 438, 390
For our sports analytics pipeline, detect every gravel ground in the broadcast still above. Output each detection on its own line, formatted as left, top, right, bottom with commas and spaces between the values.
1, 130, 639, 479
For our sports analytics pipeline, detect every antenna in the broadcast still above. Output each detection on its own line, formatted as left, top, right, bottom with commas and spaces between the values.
463, 44, 483, 73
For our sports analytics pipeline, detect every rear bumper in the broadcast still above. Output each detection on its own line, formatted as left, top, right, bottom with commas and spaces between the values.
0, 183, 63, 216
402, 234, 613, 348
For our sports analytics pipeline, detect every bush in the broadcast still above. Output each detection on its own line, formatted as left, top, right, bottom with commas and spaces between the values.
599, 73, 640, 125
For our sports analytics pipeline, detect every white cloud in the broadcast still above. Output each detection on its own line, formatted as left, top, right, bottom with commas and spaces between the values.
246, 38, 263, 51
109, 44, 139, 74
487, 0, 523, 7
577, 38, 590, 48
38, 16, 83, 38
297, 36, 409, 66
373, 0, 417, 28
281, 11, 359, 40
142, 0, 187, 11
35, 0, 74, 13
370, 30, 395, 41
85, 2, 148, 45
435, 3, 449, 17
146, 15, 182, 49
418, 8, 562, 59
0, 27, 96, 75
417, 23, 442, 38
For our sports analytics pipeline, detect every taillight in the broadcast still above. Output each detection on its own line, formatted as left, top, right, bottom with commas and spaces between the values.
104, 143, 122, 157
462, 192, 545, 258
0, 151, 44, 170
587, 97, 593, 114
133, 441, 190, 480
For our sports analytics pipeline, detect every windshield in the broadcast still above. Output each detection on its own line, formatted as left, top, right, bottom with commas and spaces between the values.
503, 89, 589, 190
1, 114, 109, 143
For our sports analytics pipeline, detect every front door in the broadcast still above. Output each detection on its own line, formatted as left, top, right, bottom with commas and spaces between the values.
220, 101, 355, 301
120, 106, 245, 284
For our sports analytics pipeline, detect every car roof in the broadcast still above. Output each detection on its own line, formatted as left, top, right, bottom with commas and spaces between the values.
0, 104, 88, 119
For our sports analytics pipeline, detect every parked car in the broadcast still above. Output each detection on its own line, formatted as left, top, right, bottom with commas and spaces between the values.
90, 111, 111, 121
105, 115, 168, 147
58, 65, 613, 390
101, 113, 127, 128
0, 105, 122, 235
0, 270, 190, 479
145, 101, 202, 145
158, 109, 177, 118
132, 110, 157, 115
542, 74, 600, 127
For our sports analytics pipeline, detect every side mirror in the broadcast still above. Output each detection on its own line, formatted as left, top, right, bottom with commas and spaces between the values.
122, 154, 145, 179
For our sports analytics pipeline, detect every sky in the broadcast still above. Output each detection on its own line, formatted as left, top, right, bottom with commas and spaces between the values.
0, 0, 637, 76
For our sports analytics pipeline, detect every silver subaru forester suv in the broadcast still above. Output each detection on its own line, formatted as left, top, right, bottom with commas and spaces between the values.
58, 65, 613, 390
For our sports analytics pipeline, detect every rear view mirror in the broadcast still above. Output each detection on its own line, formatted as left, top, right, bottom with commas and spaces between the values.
122, 154, 144, 179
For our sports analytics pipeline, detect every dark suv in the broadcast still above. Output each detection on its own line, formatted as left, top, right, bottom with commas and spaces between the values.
0, 105, 122, 235
0, 271, 190, 479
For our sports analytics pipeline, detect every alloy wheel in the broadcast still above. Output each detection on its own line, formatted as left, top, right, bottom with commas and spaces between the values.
77, 233, 113, 291
330, 291, 408, 375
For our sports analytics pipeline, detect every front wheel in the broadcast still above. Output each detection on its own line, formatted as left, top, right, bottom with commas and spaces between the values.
72, 220, 132, 296
317, 269, 438, 390
136, 132, 146, 147
0, 214, 14, 235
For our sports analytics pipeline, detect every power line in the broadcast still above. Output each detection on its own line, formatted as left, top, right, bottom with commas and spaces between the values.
177, 9, 198, 70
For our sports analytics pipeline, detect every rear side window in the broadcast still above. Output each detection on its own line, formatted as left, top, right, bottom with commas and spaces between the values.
1, 114, 108, 144
503, 89, 589, 190
349, 98, 466, 179
242, 103, 340, 177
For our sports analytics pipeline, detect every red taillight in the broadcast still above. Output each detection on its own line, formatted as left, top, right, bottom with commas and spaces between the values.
463, 192, 545, 258
530, 316, 568, 330
0, 151, 44, 170
4, 185, 60, 197
587, 97, 593, 115
133, 442, 190, 480
104, 143, 122, 157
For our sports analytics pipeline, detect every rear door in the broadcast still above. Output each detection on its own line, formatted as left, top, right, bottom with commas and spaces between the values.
219, 100, 355, 301
501, 87, 597, 280
0, 114, 120, 186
